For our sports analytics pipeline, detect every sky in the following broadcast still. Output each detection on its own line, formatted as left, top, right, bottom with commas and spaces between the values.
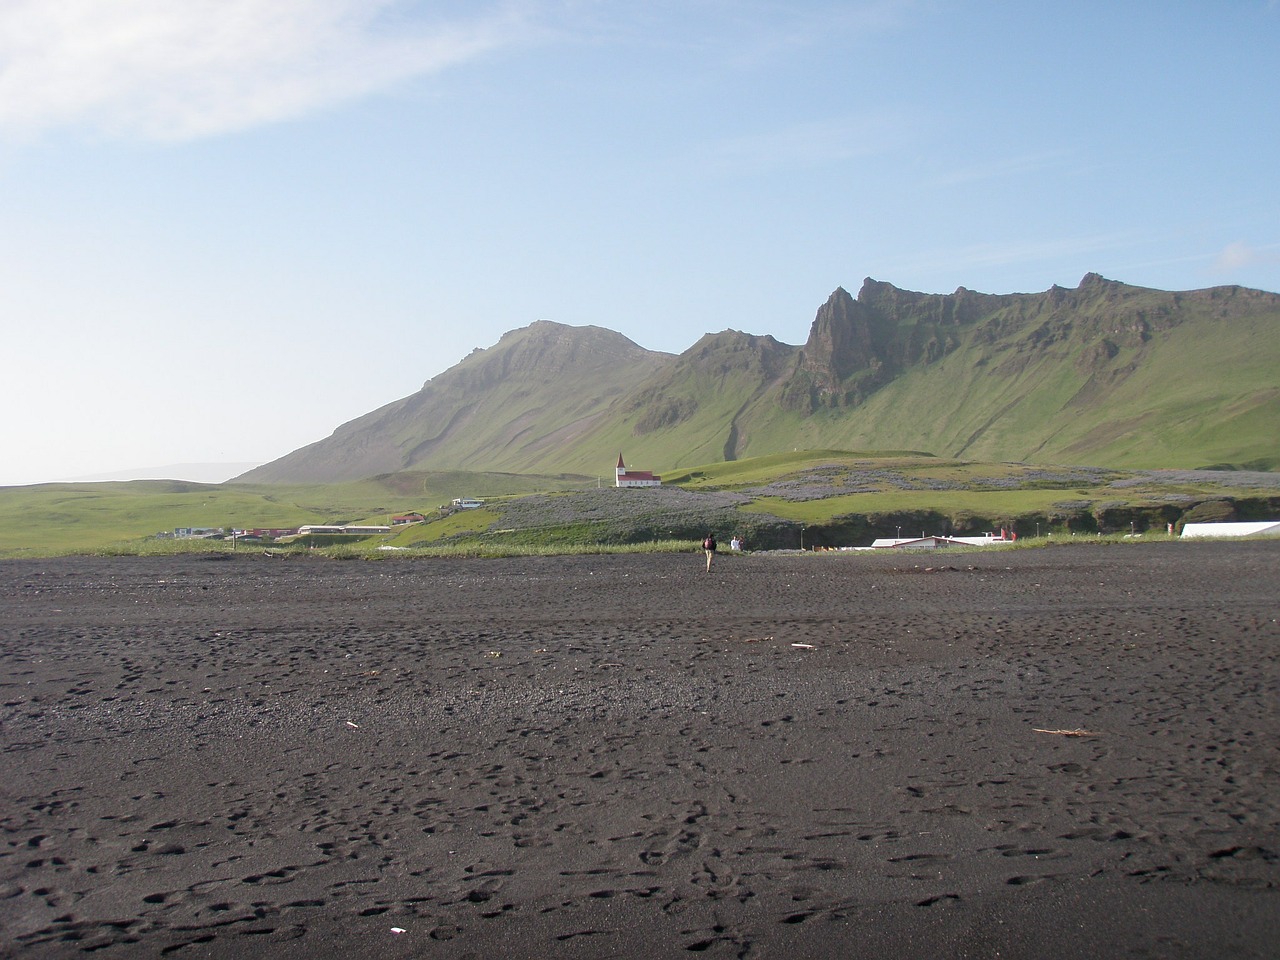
2, 0, 1278, 485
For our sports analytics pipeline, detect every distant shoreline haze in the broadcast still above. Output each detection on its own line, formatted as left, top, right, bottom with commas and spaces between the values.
19, 463, 265, 486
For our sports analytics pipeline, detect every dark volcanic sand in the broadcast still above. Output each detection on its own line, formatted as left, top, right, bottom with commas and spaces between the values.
2, 543, 1278, 959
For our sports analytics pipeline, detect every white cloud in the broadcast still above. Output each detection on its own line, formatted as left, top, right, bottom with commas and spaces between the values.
0, 0, 532, 140
1210, 240, 1280, 274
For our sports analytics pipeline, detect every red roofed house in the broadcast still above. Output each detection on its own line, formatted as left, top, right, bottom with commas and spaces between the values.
615, 453, 661, 488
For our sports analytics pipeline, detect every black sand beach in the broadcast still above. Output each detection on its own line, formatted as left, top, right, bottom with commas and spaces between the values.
2, 542, 1278, 958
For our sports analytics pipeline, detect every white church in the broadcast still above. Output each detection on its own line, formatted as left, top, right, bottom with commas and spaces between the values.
615, 453, 661, 488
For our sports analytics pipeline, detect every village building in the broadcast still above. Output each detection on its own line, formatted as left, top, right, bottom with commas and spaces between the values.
1181, 521, 1280, 538
297, 524, 391, 535
172, 527, 225, 539
871, 533, 1016, 550
615, 453, 661, 488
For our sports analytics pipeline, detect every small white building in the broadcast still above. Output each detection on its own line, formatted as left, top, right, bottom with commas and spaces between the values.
297, 524, 391, 535
615, 453, 661, 488
1181, 521, 1280, 538
871, 534, 1016, 549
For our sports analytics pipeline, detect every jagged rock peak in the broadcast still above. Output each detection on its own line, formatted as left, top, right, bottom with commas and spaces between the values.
856, 278, 898, 301
803, 286, 875, 382
808, 288, 861, 335
1078, 272, 1117, 289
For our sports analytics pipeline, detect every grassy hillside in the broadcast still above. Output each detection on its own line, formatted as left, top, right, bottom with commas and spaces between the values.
546, 331, 796, 474
4, 452, 1277, 557
581, 277, 1280, 474
0, 471, 590, 557
1050, 310, 1279, 467
727, 284, 1280, 470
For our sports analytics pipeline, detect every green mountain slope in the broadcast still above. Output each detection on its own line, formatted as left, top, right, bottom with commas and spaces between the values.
241, 321, 673, 483
550, 329, 798, 475
741, 275, 1279, 469
241, 274, 1280, 483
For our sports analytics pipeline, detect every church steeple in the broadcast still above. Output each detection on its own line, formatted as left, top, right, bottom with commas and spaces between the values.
614, 453, 661, 488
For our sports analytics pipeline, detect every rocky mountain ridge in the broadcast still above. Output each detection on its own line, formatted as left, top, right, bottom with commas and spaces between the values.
238, 274, 1280, 483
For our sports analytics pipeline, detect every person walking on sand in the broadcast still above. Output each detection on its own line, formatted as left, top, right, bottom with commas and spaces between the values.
702, 533, 717, 572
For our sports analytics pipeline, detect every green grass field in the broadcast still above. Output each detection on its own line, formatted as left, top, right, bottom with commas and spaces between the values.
1, 451, 1275, 558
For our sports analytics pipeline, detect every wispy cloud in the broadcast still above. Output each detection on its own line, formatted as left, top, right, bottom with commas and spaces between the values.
926, 150, 1074, 189
1210, 240, 1280, 274
887, 231, 1141, 289
0, 0, 534, 140
712, 0, 921, 67
559, 0, 918, 60
691, 113, 910, 175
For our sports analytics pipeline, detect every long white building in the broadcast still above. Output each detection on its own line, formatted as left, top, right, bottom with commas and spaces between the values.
1181, 521, 1280, 538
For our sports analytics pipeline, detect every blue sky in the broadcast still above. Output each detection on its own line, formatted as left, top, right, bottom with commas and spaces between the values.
2, 0, 1277, 485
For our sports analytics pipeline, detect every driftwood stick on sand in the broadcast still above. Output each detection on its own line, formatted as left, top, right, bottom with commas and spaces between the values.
1033, 727, 1097, 737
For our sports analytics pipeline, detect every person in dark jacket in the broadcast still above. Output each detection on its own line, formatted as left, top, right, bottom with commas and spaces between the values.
702, 533, 717, 572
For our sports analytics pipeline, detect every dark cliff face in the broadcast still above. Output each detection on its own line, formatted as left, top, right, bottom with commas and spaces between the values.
801, 287, 874, 381
859, 278, 1000, 328
777, 272, 1280, 415
782, 283, 909, 411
